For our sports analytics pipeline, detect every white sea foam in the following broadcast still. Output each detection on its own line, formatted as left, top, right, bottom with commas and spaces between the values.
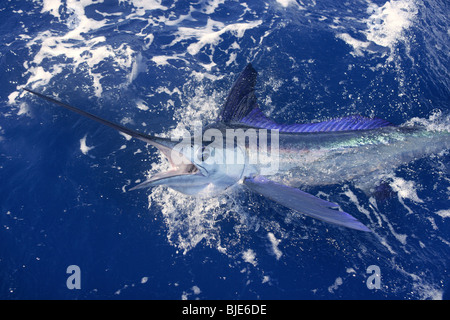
40, 0, 63, 19
276, 0, 305, 10
16, 102, 31, 117
395, 264, 444, 300
344, 185, 408, 247
242, 249, 257, 266
171, 78, 224, 131
404, 110, 450, 133
80, 134, 94, 155
12, 0, 263, 111
181, 285, 202, 300
151, 55, 187, 66
140, 276, 148, 284
135, 99, 149, 111
436, 209, 450, 219
336, 33, 371, 57
13, 0, 154, 105
8, 91, 20, 105
119, 0, 167, 16
365, 0, 418, 48
337, 0, 418, 59
141, 72, 244, 254
201, 0, 226, 14
388, 176, 424, 205
327, 277, 343, 293
168, 18, 262, 58
267, 232, 282, 260
343, 187, 372, 221
148, 185, 231, 254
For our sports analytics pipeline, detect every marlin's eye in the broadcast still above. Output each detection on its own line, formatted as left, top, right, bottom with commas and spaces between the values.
197, 146, 213, 162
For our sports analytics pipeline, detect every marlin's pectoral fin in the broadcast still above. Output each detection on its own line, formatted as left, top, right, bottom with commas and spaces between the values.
243, 176, 371, 232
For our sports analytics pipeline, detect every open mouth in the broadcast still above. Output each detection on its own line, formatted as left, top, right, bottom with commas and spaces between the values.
129, 137, 200, 191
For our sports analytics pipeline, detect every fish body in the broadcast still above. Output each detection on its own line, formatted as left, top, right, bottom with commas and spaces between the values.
24, 64, 449, 232
248, 125, 449, 187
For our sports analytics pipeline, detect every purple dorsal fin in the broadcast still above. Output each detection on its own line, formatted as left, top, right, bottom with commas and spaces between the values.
218, 64, 393, 132
239, 108, 393, 132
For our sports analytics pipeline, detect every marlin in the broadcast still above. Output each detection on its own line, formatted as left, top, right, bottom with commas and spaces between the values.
24, 64, 449, 232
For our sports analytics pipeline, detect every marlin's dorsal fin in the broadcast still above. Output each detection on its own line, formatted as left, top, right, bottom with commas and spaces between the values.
220, 64, 393, 132
240, 109, 393, 132
217, 63, 258, 123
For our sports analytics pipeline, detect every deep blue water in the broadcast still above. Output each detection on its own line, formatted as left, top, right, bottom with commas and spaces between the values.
0, 0, 449, 300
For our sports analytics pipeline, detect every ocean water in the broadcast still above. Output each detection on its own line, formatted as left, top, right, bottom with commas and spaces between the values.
1, 0, 449, 300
